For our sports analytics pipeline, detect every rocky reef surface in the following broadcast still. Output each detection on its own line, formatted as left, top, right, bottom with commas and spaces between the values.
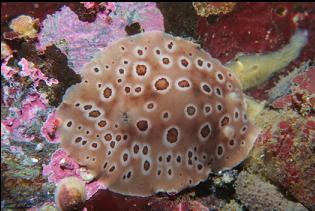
1, 2, 314, 210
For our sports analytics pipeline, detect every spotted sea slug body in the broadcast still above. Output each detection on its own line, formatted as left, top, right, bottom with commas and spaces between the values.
56, 31, 259, 196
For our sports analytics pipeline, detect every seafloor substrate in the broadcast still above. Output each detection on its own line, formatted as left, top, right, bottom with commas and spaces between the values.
1, 2, 314, 210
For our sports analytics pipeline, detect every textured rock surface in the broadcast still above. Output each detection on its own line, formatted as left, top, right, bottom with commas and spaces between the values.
37, 3, 164, 73
235, 171, 307, 211
247, 64, 315, 209
1, 2, 315, 210
197, 2, 315, 100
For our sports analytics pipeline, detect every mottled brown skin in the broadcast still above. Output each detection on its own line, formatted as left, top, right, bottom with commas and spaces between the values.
56, 32, 259, 197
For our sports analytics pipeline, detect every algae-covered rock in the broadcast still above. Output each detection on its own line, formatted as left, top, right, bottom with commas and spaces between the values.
235, 171, 308, 211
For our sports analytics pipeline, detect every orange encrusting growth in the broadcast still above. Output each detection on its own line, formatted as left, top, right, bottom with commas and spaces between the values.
56, 31, 259, 197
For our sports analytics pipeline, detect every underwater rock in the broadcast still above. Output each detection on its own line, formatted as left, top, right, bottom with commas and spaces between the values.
249, 108, 315, 209
18, 58, 59, 87
197, 2, 315, 100
0, 141, 57, 209
37, 4, 164, 73
197, 2, 298, 63
28, 202, 58, 211
1, 55, 18, 80
267, 61, 311, 102
1, 2, 314, 210
157, 2, 198, 40
235, 171, 308, 211
2, 39, 81, 107
1, 53, 59, 207
271, 65, 315, 116
1, 90, 48, 142
240, 62, 314, 209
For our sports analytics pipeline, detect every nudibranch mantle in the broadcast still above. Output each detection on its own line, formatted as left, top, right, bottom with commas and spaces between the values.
56, 31, 259, 196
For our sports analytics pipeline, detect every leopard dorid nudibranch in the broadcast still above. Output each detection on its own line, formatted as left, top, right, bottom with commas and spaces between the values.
56, 31, 259, 196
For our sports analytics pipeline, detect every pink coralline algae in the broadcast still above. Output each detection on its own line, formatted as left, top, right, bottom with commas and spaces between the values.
1, 57, 58, 87
18, 58, 59, 87
1, 56, 59, 144
2, 92, 48, 142
40, 111, 60, 143
42, 149, 106, 199
37, 3, 164, 73
80, 2, 116, 18
85, 181, 106, 200
43, 149, 79, 183
1, 50, 77, 176
1, 56, 58, 87
1, 56, 18, 80
80, 2, 96, 10
9, 145, 24, 155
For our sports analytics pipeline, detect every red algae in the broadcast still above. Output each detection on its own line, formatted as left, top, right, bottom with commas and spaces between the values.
197, 2, 315, 101
249, 63, 314, 208
292, 67, 315, 93
272, 66, 315, 116
197, 2, 296, 63
250, 111, 315, 209
84, 189, 212, 211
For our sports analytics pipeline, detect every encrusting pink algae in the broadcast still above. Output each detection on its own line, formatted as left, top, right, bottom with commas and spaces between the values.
37, 3, 164, 73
